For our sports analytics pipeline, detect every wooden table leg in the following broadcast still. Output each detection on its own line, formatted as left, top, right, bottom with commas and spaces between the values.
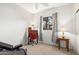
58, 40, 60, 49
66, 40, 69, 52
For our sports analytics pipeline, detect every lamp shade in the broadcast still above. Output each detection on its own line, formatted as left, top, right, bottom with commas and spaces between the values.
61, 27, 65, 32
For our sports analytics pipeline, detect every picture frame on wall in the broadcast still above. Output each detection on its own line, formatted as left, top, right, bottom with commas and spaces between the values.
43, 16, 53, 30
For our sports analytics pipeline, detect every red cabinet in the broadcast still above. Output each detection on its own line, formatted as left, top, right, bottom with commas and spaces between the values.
28, 27, 38, 44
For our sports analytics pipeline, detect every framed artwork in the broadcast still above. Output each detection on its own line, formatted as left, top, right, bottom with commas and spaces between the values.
43, 16, 53, 30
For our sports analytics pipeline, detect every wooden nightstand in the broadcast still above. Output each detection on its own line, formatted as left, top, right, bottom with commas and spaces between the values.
57, 38, 69, 52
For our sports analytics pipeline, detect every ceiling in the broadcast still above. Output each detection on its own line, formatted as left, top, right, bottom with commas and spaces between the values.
17, 3, 69, 14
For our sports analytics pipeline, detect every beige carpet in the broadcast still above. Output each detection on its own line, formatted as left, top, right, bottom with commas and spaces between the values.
22, 43, 77, 55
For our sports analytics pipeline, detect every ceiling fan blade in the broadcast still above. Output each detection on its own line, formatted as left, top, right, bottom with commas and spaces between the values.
36, 3, 38, 9
41, 3, 49, 6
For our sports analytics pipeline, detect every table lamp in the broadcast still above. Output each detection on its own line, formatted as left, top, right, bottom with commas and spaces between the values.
61, 27, 65, 39
31, 24, 38, 30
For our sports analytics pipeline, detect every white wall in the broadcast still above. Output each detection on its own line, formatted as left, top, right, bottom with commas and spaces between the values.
0, 3, 33, 46
34, 4, 76, 49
